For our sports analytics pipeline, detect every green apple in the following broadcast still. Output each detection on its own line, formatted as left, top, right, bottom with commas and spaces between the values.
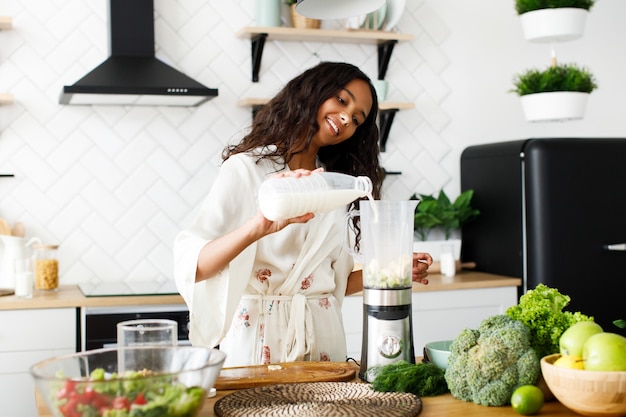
559, 321, 603, 357
583, 332, 626, 371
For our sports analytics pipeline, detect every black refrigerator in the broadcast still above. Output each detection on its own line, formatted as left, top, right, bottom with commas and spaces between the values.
460, 138, 626, 335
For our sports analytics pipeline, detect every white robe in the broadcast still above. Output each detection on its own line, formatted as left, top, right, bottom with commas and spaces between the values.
173, 151, 354, 367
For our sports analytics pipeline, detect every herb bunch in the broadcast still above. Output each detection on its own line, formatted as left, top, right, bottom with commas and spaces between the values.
515, 0, 595, 15
511, 63, 597, 96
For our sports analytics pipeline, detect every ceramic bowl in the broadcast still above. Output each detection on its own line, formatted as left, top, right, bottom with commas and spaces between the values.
540, 353, 626, 417
425, 340, 453, 370
31, 345, 226, 417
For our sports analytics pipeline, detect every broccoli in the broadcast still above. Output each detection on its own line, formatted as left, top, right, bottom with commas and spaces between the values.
506, 283, 594, 359
444, 314, 540, 406
169, 387, 205, 417
129, 400, 169, 417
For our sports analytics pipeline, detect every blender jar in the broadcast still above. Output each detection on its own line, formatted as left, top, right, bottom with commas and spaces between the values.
33, 244, 59, 290
347, 200, 418, 289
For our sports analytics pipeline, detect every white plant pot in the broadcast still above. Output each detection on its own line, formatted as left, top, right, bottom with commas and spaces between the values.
520, 8, 588, 43
520, 91, 589, 122
413, 239, 462, 261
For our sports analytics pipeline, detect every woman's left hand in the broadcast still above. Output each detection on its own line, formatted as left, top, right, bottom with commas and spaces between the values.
412, 252, 432, 285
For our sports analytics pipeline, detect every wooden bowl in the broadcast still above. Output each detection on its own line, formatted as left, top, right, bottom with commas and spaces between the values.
540, 353, 626, 417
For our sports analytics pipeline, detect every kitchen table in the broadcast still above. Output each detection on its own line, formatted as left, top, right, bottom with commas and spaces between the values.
36, 362, 577, 417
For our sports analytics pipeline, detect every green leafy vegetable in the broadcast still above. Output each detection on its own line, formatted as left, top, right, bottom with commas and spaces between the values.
369, 361, 449, 397
505, 283, 594, 359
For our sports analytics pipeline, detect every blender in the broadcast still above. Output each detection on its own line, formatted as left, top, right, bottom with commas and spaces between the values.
346, 200, 418, 381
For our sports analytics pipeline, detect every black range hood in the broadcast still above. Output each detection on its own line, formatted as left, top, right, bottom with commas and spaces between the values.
60, 0, 218, 107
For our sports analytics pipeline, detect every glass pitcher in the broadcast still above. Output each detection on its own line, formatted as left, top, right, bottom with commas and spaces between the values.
345, 200, 418, 289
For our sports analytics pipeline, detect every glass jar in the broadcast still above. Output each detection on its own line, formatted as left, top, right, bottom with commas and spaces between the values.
33, 244, 59, 290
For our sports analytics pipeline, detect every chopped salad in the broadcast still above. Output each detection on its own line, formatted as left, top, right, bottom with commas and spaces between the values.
51, 368, 205, 417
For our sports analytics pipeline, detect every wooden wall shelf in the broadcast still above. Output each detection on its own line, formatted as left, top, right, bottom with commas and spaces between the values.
0, 16, 11, 30
0, 93, 14, 105
236, 27, 414, 82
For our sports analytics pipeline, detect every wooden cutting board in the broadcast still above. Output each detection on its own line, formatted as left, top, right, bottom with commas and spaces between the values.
215, 361, 357, 390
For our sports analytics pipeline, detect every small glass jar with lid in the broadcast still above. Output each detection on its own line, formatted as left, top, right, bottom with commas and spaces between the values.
33, 244, 59, 290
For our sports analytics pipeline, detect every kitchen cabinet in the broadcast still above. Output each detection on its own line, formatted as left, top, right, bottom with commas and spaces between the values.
236, 27, 414, 82
0, 308, 77, 417
341, 273, 520, 361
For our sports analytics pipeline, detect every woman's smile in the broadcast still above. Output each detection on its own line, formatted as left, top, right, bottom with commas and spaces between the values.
326, 116, 340, 136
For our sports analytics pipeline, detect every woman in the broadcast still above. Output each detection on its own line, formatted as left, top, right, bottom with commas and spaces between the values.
174, 62, 432, 367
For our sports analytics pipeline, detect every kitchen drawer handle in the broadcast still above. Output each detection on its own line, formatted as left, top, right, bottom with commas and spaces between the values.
603, 243, 626, 251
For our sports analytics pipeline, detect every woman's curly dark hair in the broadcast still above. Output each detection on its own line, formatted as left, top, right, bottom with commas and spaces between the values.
223, 61, 383, 201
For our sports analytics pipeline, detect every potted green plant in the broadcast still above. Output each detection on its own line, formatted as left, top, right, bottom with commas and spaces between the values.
410, 189, 479, 261
515, 0, 595, 42
411, 189, 479, 241
511, 62, 598, 122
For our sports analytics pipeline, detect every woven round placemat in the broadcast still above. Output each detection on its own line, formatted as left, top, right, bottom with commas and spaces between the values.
214, 382, 422, 417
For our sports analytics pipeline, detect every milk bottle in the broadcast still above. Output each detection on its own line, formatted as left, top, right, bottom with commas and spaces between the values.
258, 172, 373, 221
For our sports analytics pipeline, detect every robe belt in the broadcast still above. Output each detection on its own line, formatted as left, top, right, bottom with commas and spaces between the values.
241, 293, 326, 361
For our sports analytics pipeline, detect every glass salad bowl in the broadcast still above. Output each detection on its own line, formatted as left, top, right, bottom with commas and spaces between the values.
31, 345, 226, 417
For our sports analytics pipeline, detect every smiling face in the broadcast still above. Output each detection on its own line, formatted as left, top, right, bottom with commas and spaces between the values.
314, 78, 373, 147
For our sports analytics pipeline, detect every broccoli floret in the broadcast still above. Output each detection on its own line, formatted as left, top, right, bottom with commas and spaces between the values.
444, 314, 540, 406
506, 283, 594, 358
129, 400, 169, 417
169, 387, 205, 417
128, 385, 204, 417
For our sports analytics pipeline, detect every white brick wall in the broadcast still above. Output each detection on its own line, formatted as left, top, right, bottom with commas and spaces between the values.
0, 0, 625, 286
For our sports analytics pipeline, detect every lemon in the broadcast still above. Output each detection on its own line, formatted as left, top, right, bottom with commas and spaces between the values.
511, 385, 544, 415
554, 354, 584, 369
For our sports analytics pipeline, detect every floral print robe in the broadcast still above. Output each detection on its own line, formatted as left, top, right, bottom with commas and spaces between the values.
174, 149, 354, 367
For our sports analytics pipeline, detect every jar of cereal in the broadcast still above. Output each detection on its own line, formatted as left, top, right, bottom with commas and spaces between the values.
33, 244, 59, 290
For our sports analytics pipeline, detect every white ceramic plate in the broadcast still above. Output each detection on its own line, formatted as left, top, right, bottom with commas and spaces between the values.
384, 0, 407, 31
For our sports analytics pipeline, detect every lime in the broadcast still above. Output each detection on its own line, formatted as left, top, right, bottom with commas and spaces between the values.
510, 385, 544, 415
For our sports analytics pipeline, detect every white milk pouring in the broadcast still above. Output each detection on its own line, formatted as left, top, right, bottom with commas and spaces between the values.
259, 172, 373, 221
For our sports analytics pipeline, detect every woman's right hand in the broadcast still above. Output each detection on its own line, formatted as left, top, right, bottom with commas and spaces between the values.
253, 168, 322, 235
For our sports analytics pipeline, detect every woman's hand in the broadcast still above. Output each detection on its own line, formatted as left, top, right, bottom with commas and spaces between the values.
253, 168, 324, 236
412, 252, 433, 285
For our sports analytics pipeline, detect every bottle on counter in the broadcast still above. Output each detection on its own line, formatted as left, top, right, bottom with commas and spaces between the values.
258, 172, 373, 221
14, 258, 33, 298
33, 244, 59, 290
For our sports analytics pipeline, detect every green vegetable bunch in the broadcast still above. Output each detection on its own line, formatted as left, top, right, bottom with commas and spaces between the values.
515, 0, 595, 15
444, 315, 540, 406
410, 189, 479, 241
369, 361, 449, 397
511, 63, 597, 96
506, 283, 594, 359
